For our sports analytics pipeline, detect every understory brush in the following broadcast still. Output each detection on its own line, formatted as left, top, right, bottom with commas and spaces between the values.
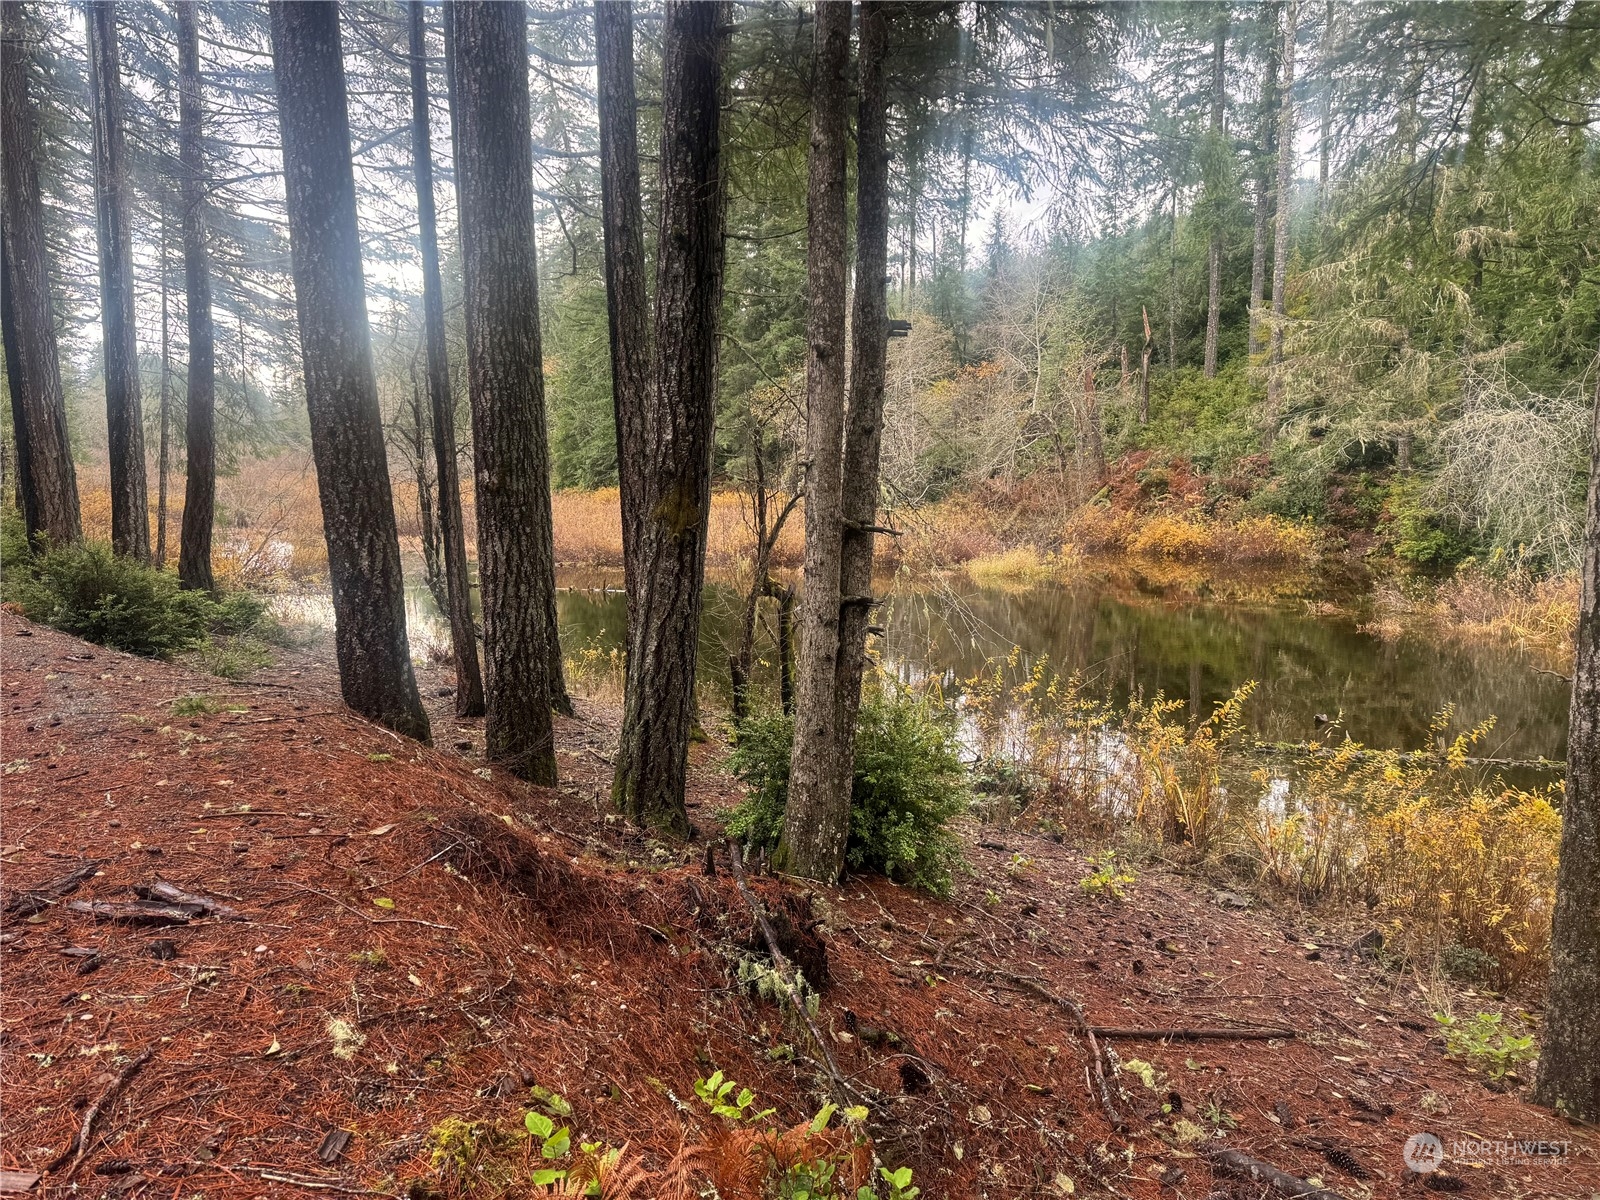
1367, 564, 1578, 656
965, 650, 1561, 993
3, 517, 272, 659
726, 680, 968, 895
1063, 503, 1316, 566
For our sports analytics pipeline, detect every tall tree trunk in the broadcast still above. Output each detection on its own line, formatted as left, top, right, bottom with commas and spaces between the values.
155, 206, 171, 568
1247, 2, 1281, 360
829, 0, 891, 827
175, 0, 214, 591
1534, 353, 1600, 1123
1167, 183, 1179, 373
595, 0, 650, 626
1315, 0, 1335, 221
776, 0, 851, 882
445, 0, 560, 783
408, 353, 442, 609
86, 1, 149, 562
611, 0, 728, 836
1263, 0, 1299, 446
1139, 305, 1153, 424
269, 1, 430, 744
408, 0, 484, 719
1203, 9, 1227, 378
0, 2, 80, 548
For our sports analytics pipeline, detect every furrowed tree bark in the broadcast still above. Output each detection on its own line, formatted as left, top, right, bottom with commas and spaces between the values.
175, 0, 214, 592
1263, 0, 1298, 445
0, 2, 80, 548
269, 1, 430, 744
446, 0, 558, 783
611, 0, 728, 836
829, 0, 891, 822
1203, 8, 1228, 378
776, 0, 851, 882
155, 208, 171, 568
1247, 2, 1280, 360
595, 0, 651, 626
86, 1, 149, 562
1534, 353, 1600, 1123
408, 0, 484, 720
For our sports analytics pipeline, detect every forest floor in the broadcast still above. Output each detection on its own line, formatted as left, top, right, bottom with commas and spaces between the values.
1, 612, 1596, 1200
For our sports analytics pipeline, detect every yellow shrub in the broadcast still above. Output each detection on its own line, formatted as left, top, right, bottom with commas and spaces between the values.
963, 546, 1058, 586
1127, 513, 1215, 560
1061, 505, 1136, 555
1364, 787, 1559, 990
1213, 514, 1316, 564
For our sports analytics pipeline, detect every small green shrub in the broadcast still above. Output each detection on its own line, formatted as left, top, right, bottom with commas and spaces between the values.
197, 634, 272, 679
171, 694, 222, 717
1079, 849, 1136, 900
1433, 1011, 1537, 1084
727, 683, 968, 894
13, 541, 215, 655
6, 531, 272, 661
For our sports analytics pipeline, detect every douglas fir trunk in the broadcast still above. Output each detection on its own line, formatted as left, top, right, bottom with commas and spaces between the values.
776, 0, 852, 881
610, 0, 728, 836
87, 1, 150, 562
0, 2, 80, 548
269, 1, 430, 743
446, 0, 561, 783
408, 0, 484, 719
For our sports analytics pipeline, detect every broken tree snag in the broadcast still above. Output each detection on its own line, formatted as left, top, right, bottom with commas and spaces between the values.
1206, 1147, 1345, 1200
726, 841, 855, 1108
1087, 1025, 1295, 1041
46, 1046, 155, 1176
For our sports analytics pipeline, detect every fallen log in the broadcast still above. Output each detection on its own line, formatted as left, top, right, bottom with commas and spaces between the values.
1206, 1147, 1345, 1199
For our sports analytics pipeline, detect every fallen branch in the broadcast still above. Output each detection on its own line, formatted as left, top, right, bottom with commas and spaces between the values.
5, 861, 99, 917
65, 899, 204, 925
135, 881, 242, 920
726, 842, 857, 1109
47, 1046, 155, 1176
245, 1169, 394, 1196
1087, 1025, 1294, 1041
1205, 1147, 1345, 1199
969, 966, 1126, 1135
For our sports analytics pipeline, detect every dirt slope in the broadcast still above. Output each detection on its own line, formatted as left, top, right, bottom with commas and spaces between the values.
1, 613, 1594, 1199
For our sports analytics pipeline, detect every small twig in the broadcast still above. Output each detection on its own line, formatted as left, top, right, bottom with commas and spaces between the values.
960, 965, 1127, 1134
244, 1169, 397, 1196
47, 1046, 155, 1176
288, 883, 458, 931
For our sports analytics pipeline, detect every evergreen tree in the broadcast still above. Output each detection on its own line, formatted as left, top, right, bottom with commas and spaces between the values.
269, 0, 430, 743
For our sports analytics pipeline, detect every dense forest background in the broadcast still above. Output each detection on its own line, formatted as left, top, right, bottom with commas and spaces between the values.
4, 0, 1598, 577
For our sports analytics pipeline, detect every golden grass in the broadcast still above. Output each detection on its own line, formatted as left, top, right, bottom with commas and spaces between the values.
1068, 505, 1317, 565
1368, 569, 1579, 657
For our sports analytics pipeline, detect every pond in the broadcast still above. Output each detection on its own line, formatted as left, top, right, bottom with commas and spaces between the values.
403, 565, 1570, 768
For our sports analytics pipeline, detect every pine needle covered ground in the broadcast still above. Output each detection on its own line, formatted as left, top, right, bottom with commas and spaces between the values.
2, 613, 1594, 1199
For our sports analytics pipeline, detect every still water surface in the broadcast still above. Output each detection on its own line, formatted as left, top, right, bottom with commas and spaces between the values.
404, 568, 1568, 766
